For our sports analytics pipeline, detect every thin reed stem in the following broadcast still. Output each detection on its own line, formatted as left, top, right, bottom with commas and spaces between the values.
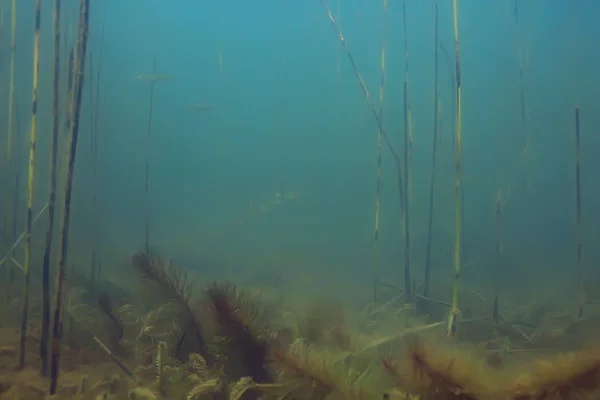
318, 0, 403, 183
424, 1, 440, 298
66, 47, 74, 130
3, 0, 17, 305
448, 0, 463, 339
145, 54, 157, 254
401, 0, 413, 301
6, 0, 16, 164
50, 0, 91, 393
514, 0, 529, 157
439, 42, 456, 148
493, 190, 503, 325
91, 13, 105, 280
402, 80, 412, 300
19, 0, 41, 370
335, 0, 341, 75
575, 107, 583, 318
40, 0, 62, 377
372, 0, 387, 302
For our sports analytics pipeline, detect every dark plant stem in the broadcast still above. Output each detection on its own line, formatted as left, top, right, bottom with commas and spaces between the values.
50, 0, 91, 393
424, 1, 439, 298
40, 0, 62, 377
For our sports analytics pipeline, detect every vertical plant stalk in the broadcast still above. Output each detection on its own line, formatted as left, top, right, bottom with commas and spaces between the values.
574, 107, 583, 318
372, 0, 388, 302
88, 52, 97, 282
218, 41, 223, 74
402, 2, 414, 204
276, 56, 289, 218
447, 0, 463, 338
8, 100, 22, 304
492, 190, 503, 325
157, 341, 167, 395
439, 43, 456, 149
495, 191, 503, 255
319, 0, 411, 301
66, 47, 74, 130
335, 0, 341, 75
40, 0, 62, 377
401, 78, 412, 301
4, 0, 16, 304
6, 0, 16, 164
91, 15, 105, 281
145, 54, 157, 254
401, 0, 412, 301
424, 1, 440, 298
50, 0, 91, 394
19, 0, 41, 370
514, 0, 530, 189
0, 2, 3, 71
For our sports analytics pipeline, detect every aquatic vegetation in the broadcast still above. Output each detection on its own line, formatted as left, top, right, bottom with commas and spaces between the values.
132, 250, 209, 361
0, 0, 597, 398
97, 292, 125, 353
2, 248, 600, 399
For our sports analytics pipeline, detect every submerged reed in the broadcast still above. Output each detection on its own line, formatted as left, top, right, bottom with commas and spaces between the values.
401, 0, 413, 301
448, 0, 464, 338
40, 0, 62, 377
90, 15, 105, 282
3, 0, 17, 305
19, 0, 41, 370
6, 0, 16, 164
514, 0, 531, 190
144, 54, 157, 253
424, 0, 440, 298
372, 0, 388, 302
50, 0, 92, 393
319, 0, 413, 300
574, 107, 583, 318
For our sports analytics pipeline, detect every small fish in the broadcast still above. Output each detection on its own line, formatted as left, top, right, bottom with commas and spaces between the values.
136, 73, 172, 82
184, 103, 215, 113
275, 191, 298, 201
494, 189, 505, 217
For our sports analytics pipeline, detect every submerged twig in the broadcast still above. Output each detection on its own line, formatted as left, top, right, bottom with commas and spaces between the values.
318, 0, 405, 215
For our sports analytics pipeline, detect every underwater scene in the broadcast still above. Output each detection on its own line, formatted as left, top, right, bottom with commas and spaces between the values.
1, 0, 600, 398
